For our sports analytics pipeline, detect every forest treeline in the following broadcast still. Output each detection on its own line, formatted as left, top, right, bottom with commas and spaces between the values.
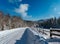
0, 11, 35, 31
38, 17, 60, 29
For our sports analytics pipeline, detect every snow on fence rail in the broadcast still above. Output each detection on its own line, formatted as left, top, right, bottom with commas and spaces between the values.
50, 29, 60, 38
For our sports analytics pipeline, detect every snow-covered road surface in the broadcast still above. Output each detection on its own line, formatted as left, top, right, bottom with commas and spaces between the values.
0, 27, 60, 44
0, 28, 27, 44
0, 27, 48, 44
49, 42, 60, 44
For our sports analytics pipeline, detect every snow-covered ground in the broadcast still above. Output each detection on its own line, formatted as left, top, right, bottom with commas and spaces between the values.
0, 27, 48, 44
0, 27, 27, 44
32, 28, 60, 38
49, 42, 60, 44
31, 28, 60, 44
0, 27, 60, 44
31, 28, 50, 39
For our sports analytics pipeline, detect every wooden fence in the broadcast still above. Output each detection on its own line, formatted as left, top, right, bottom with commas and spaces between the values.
50, 29, 60, 38
32, 28, 60, 38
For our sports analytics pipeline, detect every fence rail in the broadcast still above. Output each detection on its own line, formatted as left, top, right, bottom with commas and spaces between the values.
50, 29, 60, 38
32, 28, 60, 38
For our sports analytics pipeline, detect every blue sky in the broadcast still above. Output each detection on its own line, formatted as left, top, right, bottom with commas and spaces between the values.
0, 0, 60, 21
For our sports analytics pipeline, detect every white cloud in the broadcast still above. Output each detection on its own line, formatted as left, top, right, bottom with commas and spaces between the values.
9, 0, 32, 18
15, 4, 31, 17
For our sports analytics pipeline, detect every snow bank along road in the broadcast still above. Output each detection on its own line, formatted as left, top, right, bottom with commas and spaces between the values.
0, 27, 48, 44
32, 28, 60, 44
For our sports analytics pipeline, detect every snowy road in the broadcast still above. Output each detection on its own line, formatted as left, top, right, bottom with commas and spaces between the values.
0, 27, 48, 44
0, 28, 26, 44
0, 27, 60, 44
